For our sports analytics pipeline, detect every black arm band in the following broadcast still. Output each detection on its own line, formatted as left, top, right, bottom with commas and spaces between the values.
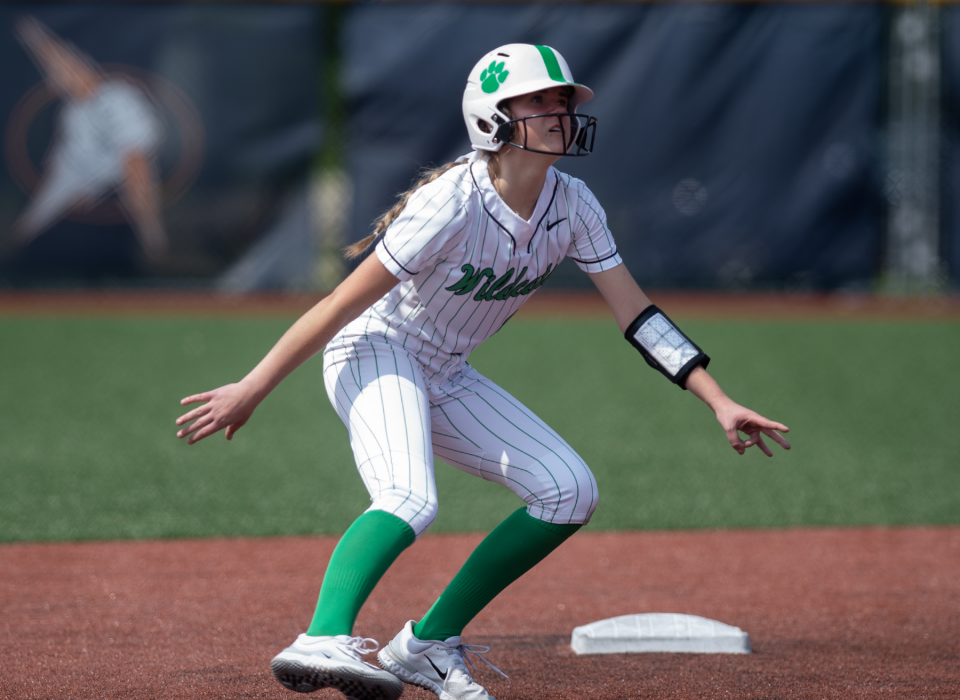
624, 305, 710, 390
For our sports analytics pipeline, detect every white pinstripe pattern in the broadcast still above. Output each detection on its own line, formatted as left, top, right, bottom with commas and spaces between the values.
323, 160, 614, 535
328, 161, 621, 384
323, 337, 598, 538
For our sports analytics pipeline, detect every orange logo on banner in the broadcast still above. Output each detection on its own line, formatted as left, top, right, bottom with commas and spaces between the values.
4, 16, 205, 262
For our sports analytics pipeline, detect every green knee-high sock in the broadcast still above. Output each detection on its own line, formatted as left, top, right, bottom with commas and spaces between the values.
413, 507, 581, 642
307, 510, 415, 637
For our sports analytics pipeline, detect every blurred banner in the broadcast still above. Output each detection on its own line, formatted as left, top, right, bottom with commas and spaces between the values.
0, 3, 321, 288
345, 3, 883, 290
9, 2, 948, 292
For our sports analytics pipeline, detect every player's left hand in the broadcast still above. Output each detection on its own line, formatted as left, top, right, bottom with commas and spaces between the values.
713, 399, 790, 457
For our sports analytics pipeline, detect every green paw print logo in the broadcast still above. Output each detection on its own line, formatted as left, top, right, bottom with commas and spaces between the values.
480, 61, 509, 94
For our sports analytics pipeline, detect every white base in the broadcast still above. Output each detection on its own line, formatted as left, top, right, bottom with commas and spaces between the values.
571, 613, 751, 655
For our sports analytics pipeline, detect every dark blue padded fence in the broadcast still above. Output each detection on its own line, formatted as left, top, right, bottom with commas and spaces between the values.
943, 7, 960, 287
344, 3, 884, 290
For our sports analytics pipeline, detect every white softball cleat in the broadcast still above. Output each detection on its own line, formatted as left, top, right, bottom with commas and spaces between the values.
377, 620, 507, 700
271, 633, 403, 699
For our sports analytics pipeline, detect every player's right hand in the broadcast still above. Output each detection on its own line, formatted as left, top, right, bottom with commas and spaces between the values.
175, 382, 260, 444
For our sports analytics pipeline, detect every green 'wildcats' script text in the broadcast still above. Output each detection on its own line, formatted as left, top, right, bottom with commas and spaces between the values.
445, 264, 555, 301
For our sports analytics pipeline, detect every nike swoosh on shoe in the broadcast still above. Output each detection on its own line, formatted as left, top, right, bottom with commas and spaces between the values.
426, 655, 448, 680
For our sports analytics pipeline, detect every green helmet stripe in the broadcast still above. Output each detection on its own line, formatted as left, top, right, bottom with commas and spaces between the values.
534, 45, 568, 83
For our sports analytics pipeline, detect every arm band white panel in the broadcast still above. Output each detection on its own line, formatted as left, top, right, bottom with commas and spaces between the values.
624, 305, 710, 389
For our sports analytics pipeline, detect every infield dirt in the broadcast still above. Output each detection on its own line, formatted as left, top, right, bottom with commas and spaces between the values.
2, 527, 957, 699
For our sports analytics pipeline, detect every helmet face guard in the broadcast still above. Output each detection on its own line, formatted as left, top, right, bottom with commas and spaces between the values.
492, 113, 598, 157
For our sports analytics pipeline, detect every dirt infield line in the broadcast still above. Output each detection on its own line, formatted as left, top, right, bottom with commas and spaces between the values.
1, 290, 959, 320
2, 526, 957, 699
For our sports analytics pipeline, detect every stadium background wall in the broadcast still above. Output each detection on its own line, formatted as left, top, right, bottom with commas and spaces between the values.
0, 2, 957, 291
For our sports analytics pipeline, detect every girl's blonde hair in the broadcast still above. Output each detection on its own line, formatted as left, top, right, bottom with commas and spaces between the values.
343, 95, 526, 260
344, 158, 474, 260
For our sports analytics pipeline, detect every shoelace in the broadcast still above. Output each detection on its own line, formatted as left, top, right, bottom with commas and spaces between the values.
455, 643, 509, 680
337, 636, 380, 657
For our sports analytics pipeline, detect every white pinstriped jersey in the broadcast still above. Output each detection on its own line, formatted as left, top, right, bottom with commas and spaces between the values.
328, 160, 622, 381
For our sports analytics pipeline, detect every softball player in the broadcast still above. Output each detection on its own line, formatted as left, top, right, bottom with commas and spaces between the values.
176, 44, 789, 700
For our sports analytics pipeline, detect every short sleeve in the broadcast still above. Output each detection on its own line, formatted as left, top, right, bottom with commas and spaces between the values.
376, 178, 468, 280
566, 181, 622, 273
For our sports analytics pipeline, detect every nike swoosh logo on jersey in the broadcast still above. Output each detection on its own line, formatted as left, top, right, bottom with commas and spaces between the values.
546, 217, 567, 231
425, 655, 447, 680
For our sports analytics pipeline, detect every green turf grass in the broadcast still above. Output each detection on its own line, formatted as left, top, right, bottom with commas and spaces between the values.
0, 315, 957, 542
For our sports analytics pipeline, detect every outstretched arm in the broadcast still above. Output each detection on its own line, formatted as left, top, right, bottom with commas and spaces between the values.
17, 17, 101, 102
681, 366, 790, 456
587, 265, 790, 457
176, 254, 400, 444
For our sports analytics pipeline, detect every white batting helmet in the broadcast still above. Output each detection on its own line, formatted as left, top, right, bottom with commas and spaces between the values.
463, 44, 595, 153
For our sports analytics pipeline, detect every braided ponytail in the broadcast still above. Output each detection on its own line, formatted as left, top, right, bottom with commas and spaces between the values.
343, 159, 467, 260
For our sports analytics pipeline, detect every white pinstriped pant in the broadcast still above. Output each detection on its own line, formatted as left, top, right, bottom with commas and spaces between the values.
322, 336, 599, 538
